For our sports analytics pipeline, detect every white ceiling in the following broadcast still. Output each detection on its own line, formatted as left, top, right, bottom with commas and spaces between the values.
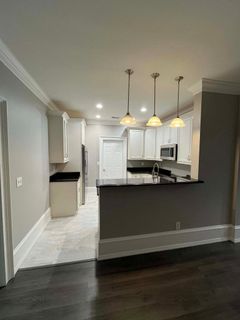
0, 0, 240, 122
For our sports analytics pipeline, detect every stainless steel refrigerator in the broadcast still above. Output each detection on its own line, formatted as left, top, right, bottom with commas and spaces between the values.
81, 145, 88, 205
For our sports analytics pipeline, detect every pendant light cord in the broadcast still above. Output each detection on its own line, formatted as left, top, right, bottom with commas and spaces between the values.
125, 69, 133, 115
177, 79, 180, 118
151, 73, 160, 117
127, 72, 130, 114
175, 76, 183, 118
153, 76, 156, 116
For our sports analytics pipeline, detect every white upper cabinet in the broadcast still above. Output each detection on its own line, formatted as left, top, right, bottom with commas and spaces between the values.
155, 126, 164, 160
177, 116, 193, 165
144, 128, 156, 159
48, 111, 70, 163
162, 122, 178, 145
128, 129, 144, 159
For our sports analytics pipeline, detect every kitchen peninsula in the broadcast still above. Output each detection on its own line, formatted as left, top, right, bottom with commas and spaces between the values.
97, 173, 204, 260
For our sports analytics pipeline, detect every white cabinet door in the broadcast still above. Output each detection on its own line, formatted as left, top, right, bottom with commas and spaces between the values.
170, 127, 178, 144
128, 129, 144, 159
63, 118, 69, 162
177, 117, 193, 164
48, 112, 70, 163
163, 124, 171, 145
162, 122, 178, 145
155, 126, 164, 160
144, 128, 156, 159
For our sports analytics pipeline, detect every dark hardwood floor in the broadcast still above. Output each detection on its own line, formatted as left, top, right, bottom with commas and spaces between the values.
1, 242, 240, 319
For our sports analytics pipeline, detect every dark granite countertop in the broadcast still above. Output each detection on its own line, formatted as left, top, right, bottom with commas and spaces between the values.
50, 172, 80, 182
96, 175, 203, 188
127, 167, 171, 176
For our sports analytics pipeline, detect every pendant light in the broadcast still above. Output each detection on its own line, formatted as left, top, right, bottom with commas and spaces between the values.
146, 73, 162, 127
170, 76, 185, 128
120, 69, 136, 125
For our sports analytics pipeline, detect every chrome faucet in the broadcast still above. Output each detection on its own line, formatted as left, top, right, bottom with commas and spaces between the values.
152, 162, 160, 179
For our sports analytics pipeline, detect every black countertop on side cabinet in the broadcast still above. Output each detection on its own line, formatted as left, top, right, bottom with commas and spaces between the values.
96, 175, 203, 188
50, 172, 80, 182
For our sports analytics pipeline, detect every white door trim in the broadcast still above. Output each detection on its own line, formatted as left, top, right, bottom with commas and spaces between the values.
0, 100, 14, 286
99, 137, 127, 179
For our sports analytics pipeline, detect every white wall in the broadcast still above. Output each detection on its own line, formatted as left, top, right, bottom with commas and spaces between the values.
86, 124, 126, 186
0, 61, 49, 249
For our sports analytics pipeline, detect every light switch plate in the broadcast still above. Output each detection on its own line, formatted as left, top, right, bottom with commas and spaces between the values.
16, 177, 23, 188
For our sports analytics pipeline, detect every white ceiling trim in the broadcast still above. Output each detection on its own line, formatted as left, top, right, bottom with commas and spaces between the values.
86, 119, 147, 127
189, 78, 240, 96
0, 38, 58, 111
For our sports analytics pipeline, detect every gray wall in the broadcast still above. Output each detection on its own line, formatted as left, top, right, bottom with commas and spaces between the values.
99, 92, 239, 239
0, 61, 49, 249
231, 102, 240, 225
86, 124, 126, 186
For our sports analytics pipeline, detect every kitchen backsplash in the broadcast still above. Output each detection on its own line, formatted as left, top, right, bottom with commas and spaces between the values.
127, 160, 156, 168
127, 159, 191, 177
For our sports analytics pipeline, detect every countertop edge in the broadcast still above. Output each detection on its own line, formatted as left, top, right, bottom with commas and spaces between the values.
96, 180, 204, 188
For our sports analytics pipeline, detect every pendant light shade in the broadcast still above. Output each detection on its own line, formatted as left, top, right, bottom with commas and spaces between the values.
169, 117, 185, 128
170, 76, 185, 128
120, 112, 136, 125
120, 69, 136, 126
146, 73, 162, 127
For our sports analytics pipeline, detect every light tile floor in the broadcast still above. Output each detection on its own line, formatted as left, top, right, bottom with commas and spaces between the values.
21, 189, 98, 268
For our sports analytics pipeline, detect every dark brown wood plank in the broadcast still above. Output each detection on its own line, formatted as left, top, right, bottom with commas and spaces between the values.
1, 242, 240, 320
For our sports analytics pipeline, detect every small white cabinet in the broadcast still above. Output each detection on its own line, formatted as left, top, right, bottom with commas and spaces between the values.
50, 179, 81, 218
144, 128, 156, 159
128, 129, 144, 159
48, 111, 70, 163
177, 116, 193, 165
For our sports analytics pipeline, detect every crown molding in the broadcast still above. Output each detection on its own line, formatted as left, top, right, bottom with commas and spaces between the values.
189, 78, 240, 96
0, 38, 58, 111
86, 118, 146, 126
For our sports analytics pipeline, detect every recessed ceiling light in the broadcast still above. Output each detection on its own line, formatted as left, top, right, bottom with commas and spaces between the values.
140, 106, 147, 112
96, 114, 101, 119
96, 103, 103, 109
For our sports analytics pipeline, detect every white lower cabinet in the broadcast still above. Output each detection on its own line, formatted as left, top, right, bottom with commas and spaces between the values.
50, 179, 80, 218
177, 116, 193, 165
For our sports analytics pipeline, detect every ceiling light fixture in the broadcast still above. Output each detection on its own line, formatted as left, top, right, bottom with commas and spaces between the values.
120, 69, 136, 126
140, 106, 147, 112
96, 114, 101, 119
96, 103, 103, 109
146, 73, 162, 127
170, 76, 185, 128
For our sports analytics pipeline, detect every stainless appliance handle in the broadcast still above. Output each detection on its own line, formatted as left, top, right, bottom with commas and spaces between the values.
85, 150, 88, 175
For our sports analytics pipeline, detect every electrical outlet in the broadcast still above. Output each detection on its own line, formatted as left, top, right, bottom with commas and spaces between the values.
176, 221, 181, 230
16, 177, 23, 188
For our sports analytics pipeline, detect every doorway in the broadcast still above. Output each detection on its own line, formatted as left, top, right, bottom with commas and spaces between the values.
99, 137, 127, 179
0, 100, 14, 286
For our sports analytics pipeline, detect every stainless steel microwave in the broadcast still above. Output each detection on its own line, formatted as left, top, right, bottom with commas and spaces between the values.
160, 144, 177, 161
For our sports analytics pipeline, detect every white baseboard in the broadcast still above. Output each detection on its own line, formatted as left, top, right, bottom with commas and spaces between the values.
230, 225, 240, 243
98, 224, 233, 260
86, 187, 96, 192
13, 208, 51, 273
